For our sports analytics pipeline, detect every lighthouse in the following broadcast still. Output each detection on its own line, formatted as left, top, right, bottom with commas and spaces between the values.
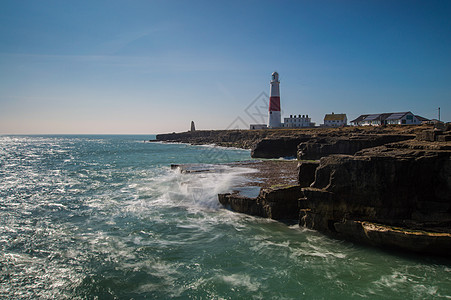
268, 71, 282, 128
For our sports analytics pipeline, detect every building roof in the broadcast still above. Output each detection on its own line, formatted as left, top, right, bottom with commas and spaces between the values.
351, 112, 416, 123
386, 112, 409, 120
363, 114, 383, 121
415, 115, 430, 122
350, 114, 369, 123
324, 113, 347, 121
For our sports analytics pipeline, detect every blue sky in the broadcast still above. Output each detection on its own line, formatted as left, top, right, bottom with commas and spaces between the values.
1, 0, 450, 134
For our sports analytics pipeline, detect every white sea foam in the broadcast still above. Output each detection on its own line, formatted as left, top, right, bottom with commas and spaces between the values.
130, 165, 256, 212
218, 273, 261, 292
194, 143, 253, 151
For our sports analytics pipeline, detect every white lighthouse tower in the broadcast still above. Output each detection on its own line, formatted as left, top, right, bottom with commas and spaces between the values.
268, 71, 281, 128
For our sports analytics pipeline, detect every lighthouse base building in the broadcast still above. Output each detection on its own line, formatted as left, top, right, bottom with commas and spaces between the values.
283, 115, 314, 128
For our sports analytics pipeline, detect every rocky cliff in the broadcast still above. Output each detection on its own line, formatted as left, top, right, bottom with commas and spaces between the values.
156, 130, 263, 149
251, 137, 310, 158
299, 137, 451, 255
300, 148, 451, 228
160, 124, 451, 254
215, 125, 451, 255
297, 134, 414, 160
156, 125, 430, 159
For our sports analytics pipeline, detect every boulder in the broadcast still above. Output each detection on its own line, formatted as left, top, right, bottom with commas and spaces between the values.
219, 185, 302, 220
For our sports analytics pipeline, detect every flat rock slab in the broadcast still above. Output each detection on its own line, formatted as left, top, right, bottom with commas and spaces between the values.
231, 160, 299, 188
172, 160, 299, 195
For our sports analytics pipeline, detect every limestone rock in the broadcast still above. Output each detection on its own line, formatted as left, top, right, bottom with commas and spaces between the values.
297, 161, 319, 188
219, 185, 302, 220
333, 220, 451, 256
297, 134, 414, 160
251, 137, 310, 158
299, 141, 451, 255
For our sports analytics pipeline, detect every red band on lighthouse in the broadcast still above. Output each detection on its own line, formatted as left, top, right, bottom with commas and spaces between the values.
269, 96, 280, 111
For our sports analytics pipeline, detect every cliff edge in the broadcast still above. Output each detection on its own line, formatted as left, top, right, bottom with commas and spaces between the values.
299, 128, 451, 255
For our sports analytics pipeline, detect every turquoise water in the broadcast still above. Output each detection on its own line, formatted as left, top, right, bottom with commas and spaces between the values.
0, 135, 450, 299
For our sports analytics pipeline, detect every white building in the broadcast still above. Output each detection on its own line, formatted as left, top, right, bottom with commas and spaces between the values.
323, 113, 347, 127
250, 124, 268, 130
350, 112, 426, 126
283, 114, 314, 128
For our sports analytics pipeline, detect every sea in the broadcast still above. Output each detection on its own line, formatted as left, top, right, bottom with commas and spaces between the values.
0, 135, 450, 299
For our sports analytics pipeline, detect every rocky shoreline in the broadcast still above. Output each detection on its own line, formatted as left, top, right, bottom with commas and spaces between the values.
158, 124, 451, 256
156, 125, 425, 158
